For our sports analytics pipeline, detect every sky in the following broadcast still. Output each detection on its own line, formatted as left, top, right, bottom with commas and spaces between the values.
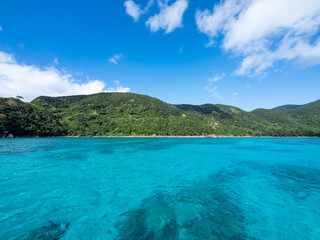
0, 0, 320, 111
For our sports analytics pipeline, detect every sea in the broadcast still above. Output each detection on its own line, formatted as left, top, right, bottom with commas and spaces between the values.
0, 137, 319, 239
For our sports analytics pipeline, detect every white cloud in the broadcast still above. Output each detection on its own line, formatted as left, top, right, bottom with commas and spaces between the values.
0, 26, 3, 31
208, 73, 226, 82
232, 91, 239, 100
146, 0, 188, 33
107, 85, 131, 93
108, 53, 123, 64
203, 84, 223, 99
107, 80, 131, 93
124, 0, 154, 21
53, 57, 59, 65
124, 0, 143, 21
196, 0, 320, 75
0, 51, 14, 63
0, 51, 130, 101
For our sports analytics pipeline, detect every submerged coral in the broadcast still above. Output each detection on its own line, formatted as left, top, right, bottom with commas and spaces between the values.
115, 169, 254, 240
115, 161, 320, 240
15, 221, 70, 240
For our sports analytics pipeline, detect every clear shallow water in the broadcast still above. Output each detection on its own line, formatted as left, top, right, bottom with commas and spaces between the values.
0, 138, 319, 240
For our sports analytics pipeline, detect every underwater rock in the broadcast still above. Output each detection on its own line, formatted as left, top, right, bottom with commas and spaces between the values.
116, 192, 179, 240
15, 221, 70, 240
239, 161, 320, 199
270, 165, 320, 199
271, 165, 320, 188
115, 170, 253, 240
115, 161, 320, 239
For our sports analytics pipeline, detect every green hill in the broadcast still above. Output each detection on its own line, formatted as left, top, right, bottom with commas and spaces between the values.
272, 104, 301, 110
1, 93, 320, 137
0, 97, 64, 137
29, 93, 214, 136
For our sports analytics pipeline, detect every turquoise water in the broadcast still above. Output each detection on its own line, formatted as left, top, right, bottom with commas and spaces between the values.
0, 138, 319, 240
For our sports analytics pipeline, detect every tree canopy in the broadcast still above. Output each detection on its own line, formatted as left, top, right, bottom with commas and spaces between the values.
1, 93, 319, 137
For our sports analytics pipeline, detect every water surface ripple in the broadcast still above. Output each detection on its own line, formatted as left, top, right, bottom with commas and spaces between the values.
0, 138, 319, 239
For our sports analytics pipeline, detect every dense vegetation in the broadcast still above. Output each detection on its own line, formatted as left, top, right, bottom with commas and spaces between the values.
1, 93, 320, 137
0, 98, 64, 137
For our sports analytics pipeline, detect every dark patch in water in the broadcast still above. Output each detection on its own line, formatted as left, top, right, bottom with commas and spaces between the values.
115, 161, 320, 239
0, 147, 52, 156
15, 221, 70, 240
136, 140, 182, 151
99, 148, 115, 154
95, 139, 185, 152
238, 161, 320, 199
194, 138, 240, 146
270, 165, 320, 199
234, 145, 298, 153
45, 152, 88, 162
116, 192, 179, 240
115, 170, 256, 240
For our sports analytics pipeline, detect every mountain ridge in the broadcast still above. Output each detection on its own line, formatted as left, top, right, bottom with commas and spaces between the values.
1, 93, 319, 137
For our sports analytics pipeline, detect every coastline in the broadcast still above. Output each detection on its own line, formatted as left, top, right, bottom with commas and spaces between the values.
2, 135, 319, 139
58, 135, 320, 138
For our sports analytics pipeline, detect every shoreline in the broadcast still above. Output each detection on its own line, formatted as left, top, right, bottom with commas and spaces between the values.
2, 135, 319, 139
57, 136, 320, 138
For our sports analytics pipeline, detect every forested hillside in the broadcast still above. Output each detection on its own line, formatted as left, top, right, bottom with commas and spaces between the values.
0, 98, 64, 137
1, 93, 319, 137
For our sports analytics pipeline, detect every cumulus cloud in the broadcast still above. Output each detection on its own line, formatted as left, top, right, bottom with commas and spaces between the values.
124, 0, 154, 21
107, 80, 131, 93
196, 0, 320, 75
208, 73, 226, 82
0, 51, 129, 101
146, 0, 188, 33
108, 53, 123, 64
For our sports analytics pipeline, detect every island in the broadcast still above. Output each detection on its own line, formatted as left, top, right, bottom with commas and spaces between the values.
1, 92, 319, 137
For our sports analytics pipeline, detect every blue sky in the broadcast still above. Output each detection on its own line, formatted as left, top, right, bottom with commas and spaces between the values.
0, 0, 320, 110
